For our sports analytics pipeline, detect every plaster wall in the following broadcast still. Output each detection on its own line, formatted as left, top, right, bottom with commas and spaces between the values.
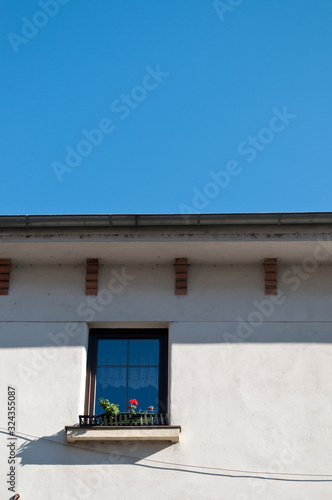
1, 261, 332, 323
0, 260, 332, 499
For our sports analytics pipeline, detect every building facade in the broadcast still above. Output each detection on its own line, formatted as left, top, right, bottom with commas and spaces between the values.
1, 213, 332, 499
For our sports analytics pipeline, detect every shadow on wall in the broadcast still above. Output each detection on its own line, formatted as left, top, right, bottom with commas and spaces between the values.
13, 429, 332, 484
16, 429, 174, 466
172, 322, 332, 344
3, 322, 332, 350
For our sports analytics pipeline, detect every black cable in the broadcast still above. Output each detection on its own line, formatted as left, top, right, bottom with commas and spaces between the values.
1, 426, 332, 478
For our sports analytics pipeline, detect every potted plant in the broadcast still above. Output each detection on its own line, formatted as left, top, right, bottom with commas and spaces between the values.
99, 397, 154, 425
98, 398, 120, 425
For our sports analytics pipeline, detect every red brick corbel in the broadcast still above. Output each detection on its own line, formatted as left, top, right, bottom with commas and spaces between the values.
264, 258, 277, 295
175, 258, 188, 295
0, 259, 11, 295
85, 258, 99, 295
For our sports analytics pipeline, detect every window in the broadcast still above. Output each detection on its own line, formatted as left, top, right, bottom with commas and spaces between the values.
85, 329, 168, 415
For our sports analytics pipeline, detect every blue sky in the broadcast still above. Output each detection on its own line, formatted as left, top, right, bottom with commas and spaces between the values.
1, 0, 331, 215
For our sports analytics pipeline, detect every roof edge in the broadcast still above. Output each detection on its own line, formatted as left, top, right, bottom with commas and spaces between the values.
0, 212, 332, 229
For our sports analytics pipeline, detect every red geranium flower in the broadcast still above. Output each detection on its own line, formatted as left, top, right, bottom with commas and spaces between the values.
128, 399, 138, 405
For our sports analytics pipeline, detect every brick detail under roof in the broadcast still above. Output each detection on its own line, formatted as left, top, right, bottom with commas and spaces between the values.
264, 258, 277, 295
0, 259, 11, 295
175, 258, 188, 295
85, 258, 99, 295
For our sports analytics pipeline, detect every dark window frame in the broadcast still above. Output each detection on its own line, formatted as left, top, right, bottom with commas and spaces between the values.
85, 329, 168, 415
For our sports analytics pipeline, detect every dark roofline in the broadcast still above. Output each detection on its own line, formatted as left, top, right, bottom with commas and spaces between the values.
0, 212, 332, 229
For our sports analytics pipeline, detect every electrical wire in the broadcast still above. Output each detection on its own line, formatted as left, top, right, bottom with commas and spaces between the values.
1, 426, 332, 479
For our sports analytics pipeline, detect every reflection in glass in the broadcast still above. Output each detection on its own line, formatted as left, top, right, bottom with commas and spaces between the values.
128, 340, 159, 365
128, 367, 159, 410
94, 338, 160, 412
97, 339, 127, 366
95, 367, 126, 412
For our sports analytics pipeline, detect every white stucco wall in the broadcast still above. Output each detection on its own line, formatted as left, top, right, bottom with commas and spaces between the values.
1, 256, 332, 499
2, 261, 332, 323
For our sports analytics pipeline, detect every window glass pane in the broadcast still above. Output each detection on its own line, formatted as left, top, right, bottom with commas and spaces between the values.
92, 335, 164, 414
128, 339, 159, 366
95, 367, 126, 412
97, 339, 127, 366
128, 367, 159, 411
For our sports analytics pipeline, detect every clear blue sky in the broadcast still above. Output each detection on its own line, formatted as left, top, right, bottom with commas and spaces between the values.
1, 0, 331, 215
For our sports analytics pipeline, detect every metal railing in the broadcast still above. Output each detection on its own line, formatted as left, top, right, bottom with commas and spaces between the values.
79, 413, 169, 426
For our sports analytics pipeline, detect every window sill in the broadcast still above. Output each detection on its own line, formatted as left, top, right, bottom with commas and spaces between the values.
65, 425, 181, 443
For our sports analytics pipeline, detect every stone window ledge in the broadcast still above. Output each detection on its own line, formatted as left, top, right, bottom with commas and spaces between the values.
66, 425, 181, 443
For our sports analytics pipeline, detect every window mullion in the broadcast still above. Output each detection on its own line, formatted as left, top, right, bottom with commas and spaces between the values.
126, 340, 130, 411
